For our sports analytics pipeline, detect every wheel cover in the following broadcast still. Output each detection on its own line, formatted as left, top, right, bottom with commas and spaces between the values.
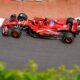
12, 31, 19, 38
64, 37, 72, 43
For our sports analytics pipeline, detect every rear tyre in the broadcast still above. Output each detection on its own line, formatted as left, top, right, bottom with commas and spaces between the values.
66, 17, 74, 31
66, 17, 74, 27
66, 17, 74, 32
11, 29, 21, 38
62, 32, 74, 44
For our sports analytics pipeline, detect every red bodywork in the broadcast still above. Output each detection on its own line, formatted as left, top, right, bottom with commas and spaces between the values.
2, 17, 78, 37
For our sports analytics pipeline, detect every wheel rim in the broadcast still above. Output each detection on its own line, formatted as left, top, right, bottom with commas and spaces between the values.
12, 31, 19, 38
64, 37, 72, 43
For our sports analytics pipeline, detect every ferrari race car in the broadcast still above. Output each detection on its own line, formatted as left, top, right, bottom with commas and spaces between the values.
1, 13, 80, 44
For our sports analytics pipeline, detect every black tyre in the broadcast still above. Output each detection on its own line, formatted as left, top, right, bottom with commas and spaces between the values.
1, 26, 10, 36
28, 28, 39, 38
17, 13, 28, 21
66, 17, 74, 29
11, 29, 21, 38
62, 32, 74, 44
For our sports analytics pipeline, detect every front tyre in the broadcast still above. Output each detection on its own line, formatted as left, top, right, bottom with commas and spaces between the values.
11, 29, 21, 38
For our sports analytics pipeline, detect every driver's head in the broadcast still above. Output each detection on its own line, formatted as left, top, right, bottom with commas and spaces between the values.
44, 18, 48, 21
44, 18, 49, 25
10, 14, 16, 21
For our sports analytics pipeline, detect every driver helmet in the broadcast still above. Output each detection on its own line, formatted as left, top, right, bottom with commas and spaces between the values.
17, 13, 28, 21
10, 14, 16, 22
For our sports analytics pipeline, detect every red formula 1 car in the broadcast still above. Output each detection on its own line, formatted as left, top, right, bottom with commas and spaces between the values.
1, 13, 79, 44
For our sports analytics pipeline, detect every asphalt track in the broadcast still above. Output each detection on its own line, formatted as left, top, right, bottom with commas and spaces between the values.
0, 30, 80, 70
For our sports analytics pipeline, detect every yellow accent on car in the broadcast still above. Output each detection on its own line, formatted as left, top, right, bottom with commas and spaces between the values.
37, 30, 44, 33
63, 25, 67, 28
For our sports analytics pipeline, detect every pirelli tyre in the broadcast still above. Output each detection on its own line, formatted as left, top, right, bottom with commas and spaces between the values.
66, 17, 74, 31
11, 28, 22, 38
66, 17, 74, 26
1, 26, 10, 36
62, 32, 74, 44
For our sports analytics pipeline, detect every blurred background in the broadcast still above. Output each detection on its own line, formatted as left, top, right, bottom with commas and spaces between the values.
0, 0, 80, 19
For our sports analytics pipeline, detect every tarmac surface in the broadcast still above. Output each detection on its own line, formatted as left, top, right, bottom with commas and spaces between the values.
0, 0, 80, 70
0, 31, 80, 70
